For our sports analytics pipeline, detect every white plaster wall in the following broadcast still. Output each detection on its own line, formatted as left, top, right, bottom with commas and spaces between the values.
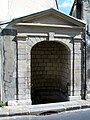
8, 0, 58, 19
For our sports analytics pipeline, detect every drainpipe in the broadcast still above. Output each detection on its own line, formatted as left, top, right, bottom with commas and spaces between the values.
83, 28, 87, 100
72, 37, 75, 96
16, 35, 18, 100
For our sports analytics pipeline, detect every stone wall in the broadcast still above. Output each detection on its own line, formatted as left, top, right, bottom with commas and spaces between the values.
1, 29, 17, 102
17, 36, 48, 101
86, 44, 90, 99
18, 38, 29, 100
17, 33, 82, 103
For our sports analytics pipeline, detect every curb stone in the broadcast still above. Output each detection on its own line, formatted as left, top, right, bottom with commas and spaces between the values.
0, 100, 90, 117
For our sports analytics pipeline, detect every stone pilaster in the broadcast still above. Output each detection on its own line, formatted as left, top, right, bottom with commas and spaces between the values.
69, 39, 82, 101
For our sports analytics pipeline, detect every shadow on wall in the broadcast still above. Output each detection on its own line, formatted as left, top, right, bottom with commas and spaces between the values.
31, 41, 71, 104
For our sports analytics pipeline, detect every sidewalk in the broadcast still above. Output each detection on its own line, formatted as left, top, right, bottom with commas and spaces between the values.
0, 100, 90, 117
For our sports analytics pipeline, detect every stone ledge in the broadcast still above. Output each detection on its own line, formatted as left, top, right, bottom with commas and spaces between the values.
69, 96, 81, 101
8, 99, 32, 106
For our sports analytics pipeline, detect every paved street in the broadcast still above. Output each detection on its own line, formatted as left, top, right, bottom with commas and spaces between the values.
1, 108, 90, 120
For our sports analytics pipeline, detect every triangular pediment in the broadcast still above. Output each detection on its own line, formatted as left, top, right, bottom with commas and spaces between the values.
11, 8, 85, 27
24, 14, 76, 26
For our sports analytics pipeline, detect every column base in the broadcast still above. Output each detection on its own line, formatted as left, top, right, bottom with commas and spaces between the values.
86, 94, 90, 100
8, 99, 32, 106
69, 96, 81, 101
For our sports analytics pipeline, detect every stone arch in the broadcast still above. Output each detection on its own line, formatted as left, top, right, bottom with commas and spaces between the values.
31, 40, 71, 104
27, 36, 72, 54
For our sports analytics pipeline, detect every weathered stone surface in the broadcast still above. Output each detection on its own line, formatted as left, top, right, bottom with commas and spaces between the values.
0, 8, 84, 103
3, 35, 17, 102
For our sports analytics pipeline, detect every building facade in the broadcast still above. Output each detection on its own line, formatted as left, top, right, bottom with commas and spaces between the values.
0, 0, 86, 105
70, 0, 90, 100
8, 0, 58, 20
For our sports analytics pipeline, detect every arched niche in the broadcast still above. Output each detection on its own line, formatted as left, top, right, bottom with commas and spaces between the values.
31, 41, 71, 104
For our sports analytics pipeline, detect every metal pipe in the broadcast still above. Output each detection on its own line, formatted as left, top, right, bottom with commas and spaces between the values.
84, 28, 87, 100
16, 35, 19, 100
72, 37, 75, 96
